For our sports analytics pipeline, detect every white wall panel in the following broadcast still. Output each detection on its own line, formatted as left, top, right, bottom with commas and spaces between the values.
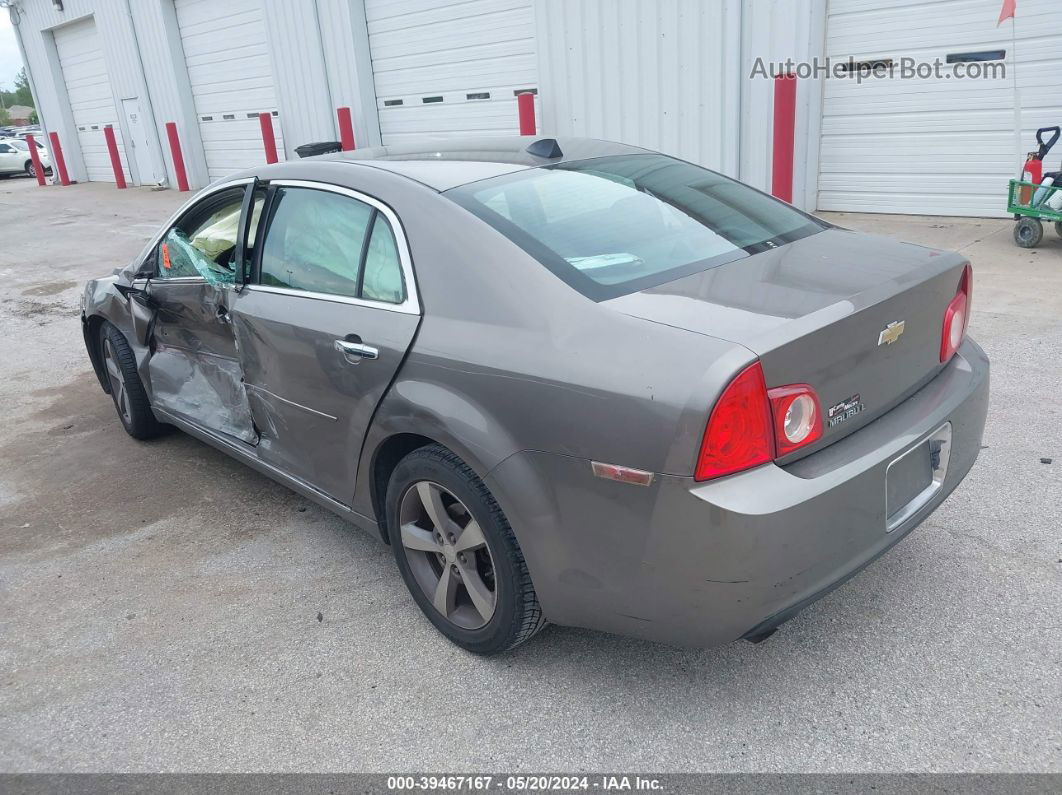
819, 0, 1062, 216
535, 0, 742, 178
262, 0, 335, 159
740, 0, 825, 207
535, 0, 826, 208
316, 0, 383, 148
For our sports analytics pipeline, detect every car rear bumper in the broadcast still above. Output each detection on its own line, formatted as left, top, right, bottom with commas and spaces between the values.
486, 338, 990, 647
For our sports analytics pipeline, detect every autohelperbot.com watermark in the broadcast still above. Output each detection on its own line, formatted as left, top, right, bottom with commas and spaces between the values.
751, 56, 1007, 83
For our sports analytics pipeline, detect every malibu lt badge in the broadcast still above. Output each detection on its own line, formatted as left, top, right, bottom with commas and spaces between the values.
828, 394, 865, 429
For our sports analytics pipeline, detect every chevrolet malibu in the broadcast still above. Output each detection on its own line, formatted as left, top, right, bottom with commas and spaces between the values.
81, 137, 989, 654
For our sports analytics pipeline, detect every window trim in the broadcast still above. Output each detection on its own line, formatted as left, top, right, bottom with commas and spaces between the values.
135, 177, 257, 281
243, 179, 420, 316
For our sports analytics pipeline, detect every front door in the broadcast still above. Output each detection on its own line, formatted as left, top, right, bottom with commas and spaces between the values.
231, 181, 420, 501
144, 182, 262, 444
121, 98, 160, 185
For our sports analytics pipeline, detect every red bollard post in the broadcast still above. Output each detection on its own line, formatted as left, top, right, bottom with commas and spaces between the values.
517, 91, 536, 136
103, 125, 127, 188
259, 112, 278, 164
48, 131, 71, 186
337, 106, 356, 151
164, 122, 189, 191
25, 134, 47, 186
771, 73, 797, 203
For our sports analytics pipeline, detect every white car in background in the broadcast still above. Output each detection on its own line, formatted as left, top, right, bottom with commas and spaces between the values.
0, 137, 52, 179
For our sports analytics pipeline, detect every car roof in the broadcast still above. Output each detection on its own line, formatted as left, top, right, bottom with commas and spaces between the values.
299, 136, 653, 191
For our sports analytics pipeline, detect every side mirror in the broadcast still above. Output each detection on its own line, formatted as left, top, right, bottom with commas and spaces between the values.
134, 250, 157, 280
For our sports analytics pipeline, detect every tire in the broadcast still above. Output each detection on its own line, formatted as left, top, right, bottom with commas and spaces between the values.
99, 321, 166, 440
1014, 217, 1043, 248
385, 444, 546, 654
1055, 221, 1062, 239
25, 160, 35, 178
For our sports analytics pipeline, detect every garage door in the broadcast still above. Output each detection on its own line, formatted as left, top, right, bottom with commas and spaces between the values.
366, 0, 538, 144
53, 17, 129, 184
819, 0, 1062, 217
175, 0, 284, 181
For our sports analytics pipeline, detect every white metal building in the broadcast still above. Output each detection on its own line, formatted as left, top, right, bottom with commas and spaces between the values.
9, 0, 1062, 217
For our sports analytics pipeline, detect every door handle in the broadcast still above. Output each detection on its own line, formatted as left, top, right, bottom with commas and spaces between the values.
334, 339, 379, 360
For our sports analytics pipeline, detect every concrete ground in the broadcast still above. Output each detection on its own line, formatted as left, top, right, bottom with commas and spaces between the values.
0, 174, 1058, 773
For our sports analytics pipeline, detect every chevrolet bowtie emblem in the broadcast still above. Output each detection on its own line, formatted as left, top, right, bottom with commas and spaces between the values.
878, 320, 906, 346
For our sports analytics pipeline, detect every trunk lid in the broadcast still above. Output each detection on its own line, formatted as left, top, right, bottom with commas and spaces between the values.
606, 228, 970, 460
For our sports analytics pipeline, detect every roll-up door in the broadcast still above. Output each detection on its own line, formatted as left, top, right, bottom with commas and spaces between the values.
175, 0, 285, 181
365, 0, 538, 144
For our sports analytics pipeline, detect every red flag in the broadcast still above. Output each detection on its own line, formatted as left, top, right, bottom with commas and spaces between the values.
997, 0, 1016, 26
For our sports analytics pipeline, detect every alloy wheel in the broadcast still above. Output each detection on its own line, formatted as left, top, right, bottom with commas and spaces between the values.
398, 481, 497, 629
102, 338, 131, 424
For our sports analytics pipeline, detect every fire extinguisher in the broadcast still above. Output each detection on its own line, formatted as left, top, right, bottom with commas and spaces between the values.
1019, 126, 1060, 204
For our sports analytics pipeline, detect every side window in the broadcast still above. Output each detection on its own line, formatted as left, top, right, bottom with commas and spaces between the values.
156, 187, 250, 285
0, 144, 13, 153
258, 186, 405, 304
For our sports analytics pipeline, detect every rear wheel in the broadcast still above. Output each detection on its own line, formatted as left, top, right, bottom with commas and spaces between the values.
99, 322, 166, 440
1014, 217, 1043, 248
386, 444, 546, 654
1055, 221, 1062, 239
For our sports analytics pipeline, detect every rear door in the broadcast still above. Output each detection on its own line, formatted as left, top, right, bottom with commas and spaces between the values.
231, 180, 420, 501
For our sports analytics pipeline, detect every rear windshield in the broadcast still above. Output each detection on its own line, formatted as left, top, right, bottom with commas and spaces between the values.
446, 153, 826, 300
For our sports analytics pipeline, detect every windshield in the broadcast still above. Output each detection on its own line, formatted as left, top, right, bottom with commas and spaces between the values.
446, 153, 826, 300
9, 140, 29, 151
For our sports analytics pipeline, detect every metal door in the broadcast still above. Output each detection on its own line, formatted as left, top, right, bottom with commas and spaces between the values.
121, 98, 159, 185
230, 181, 420, 501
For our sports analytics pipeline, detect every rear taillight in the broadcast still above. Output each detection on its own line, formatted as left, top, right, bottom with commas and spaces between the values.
695, 362, 773, 481
695, 363, 825, 481
940, 264, 972, 363
767, 384, 823, 457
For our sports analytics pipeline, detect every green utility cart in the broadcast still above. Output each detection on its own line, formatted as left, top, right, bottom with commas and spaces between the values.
1007, 179, 1062, 248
